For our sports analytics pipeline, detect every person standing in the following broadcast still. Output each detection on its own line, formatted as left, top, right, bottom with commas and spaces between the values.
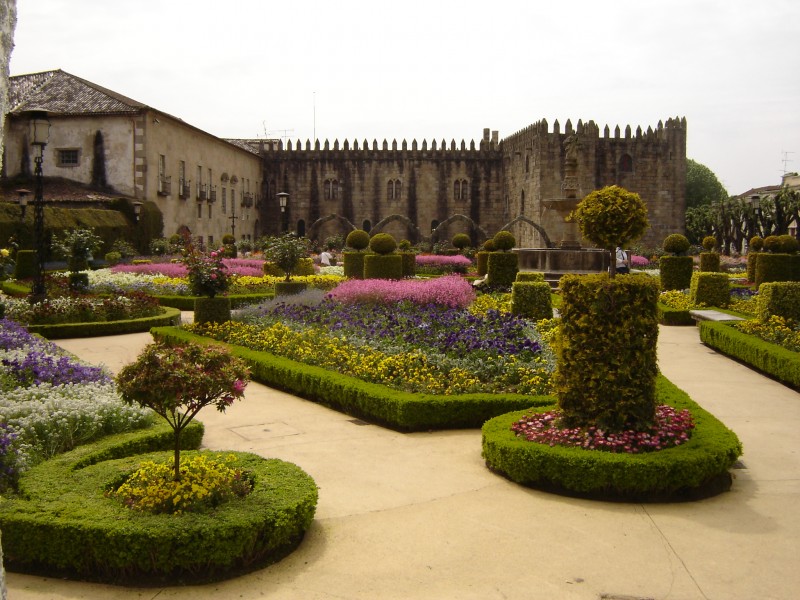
615, 246, 630, 274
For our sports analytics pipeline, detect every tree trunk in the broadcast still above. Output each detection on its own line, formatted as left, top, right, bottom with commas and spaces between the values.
173, 428, 182, 482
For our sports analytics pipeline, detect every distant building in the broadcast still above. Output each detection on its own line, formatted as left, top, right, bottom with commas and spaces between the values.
3, 69, 687, 249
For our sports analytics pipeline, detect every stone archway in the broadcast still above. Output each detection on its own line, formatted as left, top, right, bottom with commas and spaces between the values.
307, 213, 358, 242
500, 216, 553, 248
430, 213, 489, 245
370, 214, 423, 243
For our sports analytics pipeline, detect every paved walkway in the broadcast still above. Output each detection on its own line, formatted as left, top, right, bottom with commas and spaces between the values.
5, 321, 800, 600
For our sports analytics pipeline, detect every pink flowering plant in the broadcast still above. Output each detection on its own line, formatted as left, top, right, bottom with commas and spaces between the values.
115, 341, 249, 481
511, 404, 695, 454
182, 248, 230, 297
329, 274, 475, 308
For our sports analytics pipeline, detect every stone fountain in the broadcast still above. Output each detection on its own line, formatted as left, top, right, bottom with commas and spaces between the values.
514, 132, 609, 285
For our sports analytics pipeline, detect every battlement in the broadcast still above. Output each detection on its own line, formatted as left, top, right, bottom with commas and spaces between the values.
504, 116, 686, 147
261, 130, 502, 159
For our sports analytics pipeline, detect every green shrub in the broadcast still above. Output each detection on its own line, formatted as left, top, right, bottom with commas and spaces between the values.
763, 235, 780, 253
275, 281, 308, 296
756, 281, 800, 322
701, 236, 717, 251
700, 321, 800, 388
776, 234, 799, 254
364, 254, 403, 280
343, 252, 366, 279
476, 251, 489, 277
699, 252, 720, 272
24, 307, 181, 339
104, 251, 122, 266
493, 231, 516, 252
68, 272, 90, 292
749, 236, 764, 251
515, 272, 545, 283
690, 272, 729, 307
346, 229, 370, 251
452, 233, 471, 250
13, 250, 36, 279
263, 257, 314, 278
399, 251, 416, 278
486, 252, 518, 287
663, 233, 691, 255
511, 281, 552, 320
194, 297, 231, 325
222, 234, 236, 246
555, 273, 659, 431
482, 239, 496, 252
369, 233, 397, 255
132, 259, 152, 265
747, 252, 760, 283
398, 239, 412, 251
659, 255, 694, 290
481, 375, 742, 500
755, 253, 794, 287
657, 302, 695, 326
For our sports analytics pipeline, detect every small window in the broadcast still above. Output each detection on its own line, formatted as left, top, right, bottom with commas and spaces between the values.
620, 154, 634, 173
222, 188, 227, 214
454, 179, 469, 201
387, 179, 401, 201
325, 178, 339, 200
57, 148, 80, 167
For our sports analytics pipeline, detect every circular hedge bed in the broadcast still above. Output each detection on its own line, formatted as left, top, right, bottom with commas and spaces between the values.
481, 376, 742, 502
0, 444, 318, 585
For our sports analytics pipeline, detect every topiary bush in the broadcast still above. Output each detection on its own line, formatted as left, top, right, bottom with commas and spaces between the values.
369, 233, 397, 255
663, 233, 691, 255
398, 239, 412, 251
689, 272, 730, 308
343, 252, 366, 279
555, 273, 660, 432
755, 253, 794, 287
749, 236, 764, 251
399, 250, 416, 278
104, 251, 122, 266
699, 251, 720, 272
659, 255, 694, 290
193, 297, 232, 325
275, 281, 309, 296
515, 272, 546, 283
776, 234, 799, 254
756, 281, 800, 322
346, 229, 370, 251
762, 235, 780, 253
511, 281, 552, 320
364, 254, 403, 280
13, 250, 36, 280
452, 233, 471, 251
747, 252, 761, 283
476, 251, 490, 277
493, 230, 516, 251
486, 252, 518, 287
701, 236, 717, 251
483, 239, 496, 252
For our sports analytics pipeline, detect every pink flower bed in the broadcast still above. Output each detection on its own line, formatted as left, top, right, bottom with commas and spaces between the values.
328, 274, 476, 308
112, 258, 265, 277
630, 254, 650, 267
415, 254, 472, 268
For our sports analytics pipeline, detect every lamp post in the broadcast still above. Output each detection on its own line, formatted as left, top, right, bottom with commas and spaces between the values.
229, 198, 238, 238
132, 201, 143, 223
277, 192, 289, 233
16, 189, 31, 220
27, 110, 51, 304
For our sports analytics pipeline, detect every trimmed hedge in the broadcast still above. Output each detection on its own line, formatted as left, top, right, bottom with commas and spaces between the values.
699, 252, 720, 272
659, 255, 693, 290
699, 321, 800, 388
364, 253, 403, 280
343, 251, 366, 279
689, 271, 729, 308
399, 251, 416, 278
13, 250, 36, 279
511, 281, 553, 320
657, 302, 694, 326
476, 251, 489, 277
486, 252, 518, 287
275, 281, 309, 297
155, 293, 273, 311
755, 253, 794, 287
194, 296, 231, 324
24, 306, 181, 339
515, 272, 546, 283
150, 326, 553, 431
0, 423, 317, 584
482, 376, 742, 501
756, 281, 800, 322
746, 252, 760, 283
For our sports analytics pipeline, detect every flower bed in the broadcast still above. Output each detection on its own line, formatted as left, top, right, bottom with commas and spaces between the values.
415, 254, 472, 275
482, 376, 742, 501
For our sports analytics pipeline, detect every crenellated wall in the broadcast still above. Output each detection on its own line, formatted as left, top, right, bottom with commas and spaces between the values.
260, 119, 687, 248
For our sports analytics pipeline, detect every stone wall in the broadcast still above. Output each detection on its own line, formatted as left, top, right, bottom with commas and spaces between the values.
1, 0, 17, 179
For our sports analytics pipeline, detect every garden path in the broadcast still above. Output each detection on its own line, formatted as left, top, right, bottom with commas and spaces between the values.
5, 320, 800, 600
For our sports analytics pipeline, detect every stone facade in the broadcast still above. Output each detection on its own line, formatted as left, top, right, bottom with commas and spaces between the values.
261, 119, 687, 249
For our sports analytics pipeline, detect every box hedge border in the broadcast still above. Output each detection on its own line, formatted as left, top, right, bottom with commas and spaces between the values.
155, 293, 273, 311
657, 302, 694, 326
22, 306, 182, 339
699, 320, 800, 389
0, 422, 318, 585
481, 376, 742, 501
150, 326, 554, 432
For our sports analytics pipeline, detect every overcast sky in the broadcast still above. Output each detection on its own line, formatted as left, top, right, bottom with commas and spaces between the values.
9, 0, 800, 195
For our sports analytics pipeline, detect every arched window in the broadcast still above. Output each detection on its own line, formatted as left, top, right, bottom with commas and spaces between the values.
431, 219, 439, 233
387, 179, 401, 201
461, 180, 469, 201
454, 179, 469, 201
619, 154, 634, 173
324, 179, 339, 200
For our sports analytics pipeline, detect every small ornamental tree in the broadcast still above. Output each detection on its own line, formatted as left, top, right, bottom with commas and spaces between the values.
183, 248, 230, 297
568, 185, 649, 277
263, 233, 311, 281
116, 342, 250, 481
493, 230, 516, 251
345, 229, 370, 251
52, 227, 103, 272
452, 233, 471, 251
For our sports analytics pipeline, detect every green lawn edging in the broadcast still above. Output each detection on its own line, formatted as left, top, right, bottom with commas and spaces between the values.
150, 326, 553, 431
0, 421, 318, 585
481, 375, 742, 501
699, 320, 800, 388
24, 306, 182, 339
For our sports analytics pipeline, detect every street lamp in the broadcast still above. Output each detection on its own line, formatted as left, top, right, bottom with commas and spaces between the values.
16, 188, 31, 220
28, 110, 51, 304
277, 192, 289, 233
132, 201, 143, 223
